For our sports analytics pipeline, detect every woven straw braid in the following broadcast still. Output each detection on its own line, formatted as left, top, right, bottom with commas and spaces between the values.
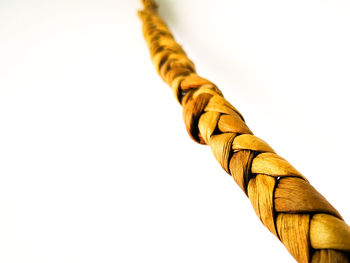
138, 1, 350, 262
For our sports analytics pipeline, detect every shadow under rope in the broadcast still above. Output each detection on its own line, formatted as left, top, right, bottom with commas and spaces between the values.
156, 0, 179, 27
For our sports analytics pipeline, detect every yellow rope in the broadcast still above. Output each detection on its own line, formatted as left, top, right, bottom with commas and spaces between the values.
138, 1, 350, 262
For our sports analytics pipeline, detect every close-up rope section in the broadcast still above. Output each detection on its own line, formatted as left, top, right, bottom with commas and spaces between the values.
138, 0, 350, 262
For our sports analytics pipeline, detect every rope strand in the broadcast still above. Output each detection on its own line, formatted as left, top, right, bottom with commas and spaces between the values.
138, 1, 350, 262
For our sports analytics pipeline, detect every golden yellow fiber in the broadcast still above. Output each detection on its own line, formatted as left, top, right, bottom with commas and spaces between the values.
138, 0, 350, 261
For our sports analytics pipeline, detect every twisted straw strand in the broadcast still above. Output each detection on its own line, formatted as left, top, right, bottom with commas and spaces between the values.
138, 1, 350, 262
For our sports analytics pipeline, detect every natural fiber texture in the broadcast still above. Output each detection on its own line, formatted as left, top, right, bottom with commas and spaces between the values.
138, 1, 350, 262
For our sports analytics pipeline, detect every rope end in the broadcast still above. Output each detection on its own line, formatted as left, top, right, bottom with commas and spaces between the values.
141, 0, 158, 10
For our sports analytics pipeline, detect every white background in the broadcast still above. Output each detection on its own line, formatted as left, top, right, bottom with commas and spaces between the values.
1, 0, 350, 262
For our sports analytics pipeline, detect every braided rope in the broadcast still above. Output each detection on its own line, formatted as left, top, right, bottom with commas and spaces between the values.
138, 1, 350, 262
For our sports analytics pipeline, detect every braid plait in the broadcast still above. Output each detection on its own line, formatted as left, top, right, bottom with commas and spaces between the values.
138, 1, 350, 262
